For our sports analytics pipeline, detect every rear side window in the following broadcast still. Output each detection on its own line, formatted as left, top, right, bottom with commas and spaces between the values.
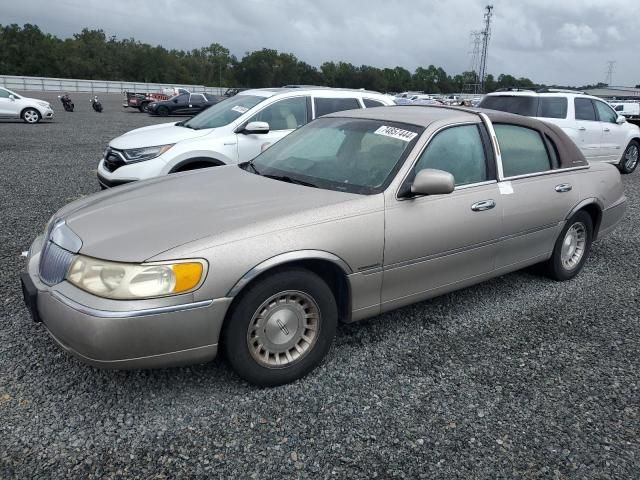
538, 98, 567, 119
478, 95, 538, 116
574, 98, 597, 121
314, 97, 361, 117
363, 98, 386, 108
494, 124, 551, 177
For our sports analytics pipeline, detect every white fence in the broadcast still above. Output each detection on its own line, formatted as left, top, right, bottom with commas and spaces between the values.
0, 75, 227, 95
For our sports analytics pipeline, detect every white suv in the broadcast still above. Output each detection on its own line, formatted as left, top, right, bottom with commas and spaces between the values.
479, 90, 640, 174
97, 87, 394, 187
0, 87, 54, 124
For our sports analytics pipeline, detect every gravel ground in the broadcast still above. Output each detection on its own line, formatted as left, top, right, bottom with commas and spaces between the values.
1, 92, 639, 479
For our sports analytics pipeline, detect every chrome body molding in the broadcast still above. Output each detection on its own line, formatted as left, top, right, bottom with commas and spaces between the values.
51, 291, 214, 318
227, 250, 353, 297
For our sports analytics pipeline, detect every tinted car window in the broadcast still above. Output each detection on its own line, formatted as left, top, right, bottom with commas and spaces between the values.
363, 98, 386, 108
413, 125, 487, 186
614, 105, 624, 112
314, 97, 361, 117
183, 94, 266, 129
189, 94, 206, 104
494, 124, 551, 177
574, 98, 597, 121
538, 97, 567, 119
248, 96, 308, 130
478, 95, 538, 116
593, 100, 618, 123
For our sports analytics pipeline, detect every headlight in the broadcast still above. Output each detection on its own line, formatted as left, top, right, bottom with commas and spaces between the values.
66, 255, 207, 299
37, 101, 50, 108
122, 144, 174, 163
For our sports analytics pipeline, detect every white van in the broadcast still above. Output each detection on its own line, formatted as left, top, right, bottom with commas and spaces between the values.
98, 87, 394, 188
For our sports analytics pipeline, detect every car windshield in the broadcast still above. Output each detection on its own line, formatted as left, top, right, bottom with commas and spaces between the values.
479, 95, 538, 116
183, 94, 266, 130
247, 117, 423, 195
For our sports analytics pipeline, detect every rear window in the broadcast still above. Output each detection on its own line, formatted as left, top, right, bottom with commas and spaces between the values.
314, 97, 361, 117
538, 98, 567, 119
479, 95, 538, 116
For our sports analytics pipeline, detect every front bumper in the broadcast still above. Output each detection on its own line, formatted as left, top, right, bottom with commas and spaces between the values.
41, 107, 54, 120
96, 157, 166, 188
22, 236, 232, 369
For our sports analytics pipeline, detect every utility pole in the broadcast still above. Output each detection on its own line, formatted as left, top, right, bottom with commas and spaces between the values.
605, 60, 616, 86
463, 31, 483, 94
479, 5, 493, 93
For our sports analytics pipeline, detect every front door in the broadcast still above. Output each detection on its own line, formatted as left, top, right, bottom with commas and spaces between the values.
382, 123, 502, 311
0, 89, 16, 117
573, 97, 604, 161
593, 99, 626, 162
236, 96, 309, 161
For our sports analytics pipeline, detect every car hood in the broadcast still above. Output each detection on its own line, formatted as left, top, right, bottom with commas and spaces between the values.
24, 97, 49, 105
110, 122, 210, 149
56, 166, 364, 262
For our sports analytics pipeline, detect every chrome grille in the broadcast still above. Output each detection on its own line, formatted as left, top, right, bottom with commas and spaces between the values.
39, 241, 75, 286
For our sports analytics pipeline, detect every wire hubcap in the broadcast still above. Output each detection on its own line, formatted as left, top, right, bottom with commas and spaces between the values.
560, 222, 586, 270
247, 290, 320, 368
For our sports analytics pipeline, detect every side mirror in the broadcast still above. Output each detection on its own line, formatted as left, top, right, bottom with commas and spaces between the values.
242, 121, 270, 135
8, 94, 15, 101
616, 115, 626, 124
409, 168, 455, 196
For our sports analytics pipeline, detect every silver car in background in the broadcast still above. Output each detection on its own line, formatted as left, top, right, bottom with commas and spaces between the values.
21, 106, 626, 386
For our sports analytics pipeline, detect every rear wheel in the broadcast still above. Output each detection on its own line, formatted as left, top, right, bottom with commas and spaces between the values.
618, 140, 639, 174
223, 268, 337, 386
542, 211, 593, 281
22, 108, 41, 124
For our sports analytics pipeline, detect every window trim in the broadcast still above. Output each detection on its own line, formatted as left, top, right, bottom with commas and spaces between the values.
574, 97, 598, 122
493, 123, 553, 179
394, 121, 494, 201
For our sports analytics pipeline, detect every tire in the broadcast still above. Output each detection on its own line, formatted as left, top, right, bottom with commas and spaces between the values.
618, 140, 639, 174
157, 106, 169, 117
138, 105, 145, 113
542, 211, 593, 281
21, 108, 41, 124
223, 268, 338, 386
139, 102, 150, 113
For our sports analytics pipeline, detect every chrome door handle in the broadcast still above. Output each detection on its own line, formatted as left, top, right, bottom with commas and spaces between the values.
555, 183, 572, 193
471, 199, 496, 212
603, 128, 610, 132
578, 126, 586, 131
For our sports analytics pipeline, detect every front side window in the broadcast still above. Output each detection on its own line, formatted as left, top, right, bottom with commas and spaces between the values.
314, 97, 361, 117
413, 125, 488, 186
249, 117, 422, 194
248, 96, 308, 130
494, 124, 551, 177
538, 97, 568, 119
593, 100, 618, 123
189, 94, 206, 104
0, 89, 11, 99
574, 98, 597, 121
183, 94, 266, 130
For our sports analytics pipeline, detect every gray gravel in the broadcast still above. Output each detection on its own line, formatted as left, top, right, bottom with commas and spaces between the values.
1, 92, 639, 479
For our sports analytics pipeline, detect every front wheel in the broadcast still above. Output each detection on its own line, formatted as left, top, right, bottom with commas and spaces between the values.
618, 140, 639, 174
542, 211, 593, 281
157, 106, 169, 116
223, 268, 337, 386
22, 108, 41, 124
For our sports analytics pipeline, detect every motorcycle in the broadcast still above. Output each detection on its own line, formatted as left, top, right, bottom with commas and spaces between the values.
90, 95, 103, 113
57, 94, 74, 112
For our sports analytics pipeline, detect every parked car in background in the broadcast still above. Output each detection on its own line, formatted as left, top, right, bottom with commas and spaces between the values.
479, 90, 640, 174
0, 87, 54, 123
146, 92, 221, 116
23, 107, 626, 385
611, 101, 640, 120
97, 87, 394, 188
123, 88, 191, 112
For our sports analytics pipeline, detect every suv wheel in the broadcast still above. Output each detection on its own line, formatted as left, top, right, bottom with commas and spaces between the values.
223, 268, 337, 386
619, 140, 639, 174
22, 108, 41, 124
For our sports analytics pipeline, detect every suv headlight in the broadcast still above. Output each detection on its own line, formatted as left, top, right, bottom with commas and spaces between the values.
67, 256, 207, 299
122, 144, 174, 163
37, 101, 50, 108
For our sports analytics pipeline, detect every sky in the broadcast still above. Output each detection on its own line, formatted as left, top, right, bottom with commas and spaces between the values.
5, 0, 640, 87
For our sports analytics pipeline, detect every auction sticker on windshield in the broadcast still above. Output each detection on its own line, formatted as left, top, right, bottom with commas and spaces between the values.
374, 126, 418, 142
232, 106, 249, 114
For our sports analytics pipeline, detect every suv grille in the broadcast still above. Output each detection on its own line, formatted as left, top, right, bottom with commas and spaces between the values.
39, 241, 75, 286
104, 148, 126, 172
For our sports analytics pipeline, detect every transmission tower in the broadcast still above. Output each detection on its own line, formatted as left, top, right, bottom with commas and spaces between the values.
605, 60, 616, 86
479, 5, 493, 93
463, 31, 483, 94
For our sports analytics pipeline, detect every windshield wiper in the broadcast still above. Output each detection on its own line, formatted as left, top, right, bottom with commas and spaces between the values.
263, 174, 318, 188
244, 160, 261, 175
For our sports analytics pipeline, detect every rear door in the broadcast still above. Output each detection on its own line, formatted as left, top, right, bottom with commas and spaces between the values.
492, 124, 578, 269
236, 95, 309, 161
573, 98, 604, 161
187, 94, 207, 114
593, 99, 626, 162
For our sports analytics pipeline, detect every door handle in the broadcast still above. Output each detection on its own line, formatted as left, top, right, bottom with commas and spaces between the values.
603, 128, 610, 132
578, 126, 586, 131
471, 199, 496, 212
555, 183, 572, 193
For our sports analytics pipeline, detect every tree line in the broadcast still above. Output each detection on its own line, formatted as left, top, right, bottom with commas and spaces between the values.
0, 24, 613, 94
